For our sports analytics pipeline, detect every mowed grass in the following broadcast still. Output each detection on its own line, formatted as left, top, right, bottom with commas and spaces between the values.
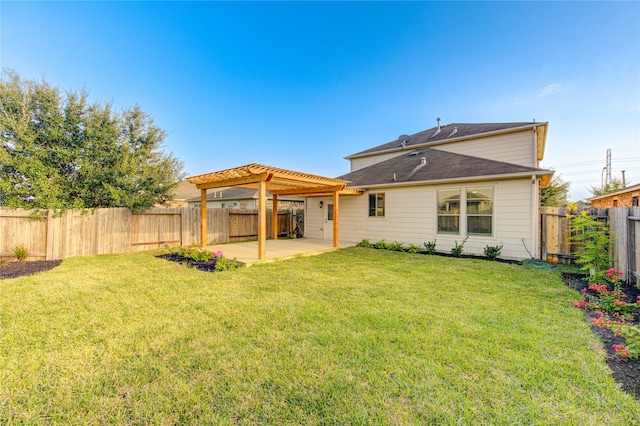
1, 247, 638, 424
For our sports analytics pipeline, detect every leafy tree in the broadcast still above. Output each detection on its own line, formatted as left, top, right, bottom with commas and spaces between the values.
588, 176, 628, 197
540, 173, 570, 206
0, 70, 184, 211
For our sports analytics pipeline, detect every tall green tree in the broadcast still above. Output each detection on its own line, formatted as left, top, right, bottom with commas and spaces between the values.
540, 173, 570, 206
588, 176, 628, 197
0, 70, 184, 211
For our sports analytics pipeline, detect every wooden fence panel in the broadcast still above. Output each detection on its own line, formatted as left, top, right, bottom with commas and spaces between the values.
0, 207, 303, 261
630, 206, 640, 284
610, 208, 629, 282
0, 208, 47, 260
131, 209, 182, 252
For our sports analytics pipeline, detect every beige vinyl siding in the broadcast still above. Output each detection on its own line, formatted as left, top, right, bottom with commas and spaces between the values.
421, 130, 535, 167
350, 151, 407, 172
334, 178, 536, 260
350, 129, 536, 171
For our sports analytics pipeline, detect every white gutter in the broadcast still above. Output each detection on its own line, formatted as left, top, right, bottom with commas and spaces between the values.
345, 122, 549, 160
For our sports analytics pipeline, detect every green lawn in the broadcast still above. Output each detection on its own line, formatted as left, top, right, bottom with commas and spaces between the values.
2, 248, 638, 424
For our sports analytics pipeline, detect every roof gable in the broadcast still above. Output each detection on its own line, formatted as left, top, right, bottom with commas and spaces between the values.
347, 122, 543, 159
338, 148, 552, 187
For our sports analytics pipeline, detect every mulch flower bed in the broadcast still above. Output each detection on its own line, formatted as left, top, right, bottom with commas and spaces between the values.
0, 260, 62, 279
563, 272, 640, 401
156, 253, 220, 272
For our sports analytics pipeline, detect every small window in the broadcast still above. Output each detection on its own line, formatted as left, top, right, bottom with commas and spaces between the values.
467, 187, 493, 235
368, 193, 385, 217
437, 189, 460, 233
239, 202, 247, 209
327, 203, 334, 221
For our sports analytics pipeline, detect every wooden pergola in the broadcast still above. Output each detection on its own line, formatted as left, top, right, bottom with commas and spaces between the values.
187, 164, 362, 260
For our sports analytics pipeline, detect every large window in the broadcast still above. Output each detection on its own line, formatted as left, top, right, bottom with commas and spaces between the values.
368, 193, 385, 217
437, 186, 494, 236
467, 187, 493, 235
437, 189, 461, 233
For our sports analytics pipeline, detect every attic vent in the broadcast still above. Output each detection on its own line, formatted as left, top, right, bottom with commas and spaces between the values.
409, 151, 421, 157
449, 127, 458, 137
398, 134, 411, 148
420, 157, 427, 165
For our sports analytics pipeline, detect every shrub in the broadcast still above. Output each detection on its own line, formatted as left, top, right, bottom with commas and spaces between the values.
388, 241, 404, 251
614, 323, 640, 360
569, 211, 612, 283
373, 240, 389, 250
484, 245, 503, 261
451, 236, 469, 257
406, 244, 422, 254
423, 240, 436, 255
14, 246, 28, 262
356, 239, 373, 248
214, 255, 239, 271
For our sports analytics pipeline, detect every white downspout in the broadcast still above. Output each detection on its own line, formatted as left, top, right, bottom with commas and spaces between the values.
532, 174, 539, 259
532, 123, 538, 167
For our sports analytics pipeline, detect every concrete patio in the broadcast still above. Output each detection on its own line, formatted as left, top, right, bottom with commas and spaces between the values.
206, 238, 357, 266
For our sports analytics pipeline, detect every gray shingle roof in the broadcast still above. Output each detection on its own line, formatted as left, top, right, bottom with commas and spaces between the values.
347, 122, 540, 158
338, 148, 552, 187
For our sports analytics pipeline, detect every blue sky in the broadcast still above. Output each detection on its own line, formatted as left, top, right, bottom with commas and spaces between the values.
2, 1, 639, 201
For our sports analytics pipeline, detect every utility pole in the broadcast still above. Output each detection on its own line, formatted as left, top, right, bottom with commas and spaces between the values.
606, 148, 611, 186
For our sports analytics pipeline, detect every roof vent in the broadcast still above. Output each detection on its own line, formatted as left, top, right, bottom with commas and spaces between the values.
399, 134, 411, 148
437, 117, 441, 130
420, 157, 427, 165
449, 127, 458, 137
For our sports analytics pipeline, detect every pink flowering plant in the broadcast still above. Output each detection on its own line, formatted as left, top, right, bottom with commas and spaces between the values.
572, 266, 639, 361
573, 278, 638, 319
613, 323, 640, 360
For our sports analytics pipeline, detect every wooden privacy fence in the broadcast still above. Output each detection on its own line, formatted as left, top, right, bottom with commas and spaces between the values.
541, 206, 640, 285
0, 207, 303, 261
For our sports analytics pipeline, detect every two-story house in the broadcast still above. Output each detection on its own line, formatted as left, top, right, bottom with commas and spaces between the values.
304, 120, 554, 260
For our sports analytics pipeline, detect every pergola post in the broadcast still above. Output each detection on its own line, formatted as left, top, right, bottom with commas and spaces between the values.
258, 179, 267, 260
333, 190, 339, 248
272, 194, 278, 240
200, 189, 207, 248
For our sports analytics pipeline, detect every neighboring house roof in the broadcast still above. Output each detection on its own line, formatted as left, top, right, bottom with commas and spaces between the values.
337, 148, 553, 188
172, 180, 201, 201
588, 183, 640, 201
186, 187, 304, 203
346, 122, 547, 160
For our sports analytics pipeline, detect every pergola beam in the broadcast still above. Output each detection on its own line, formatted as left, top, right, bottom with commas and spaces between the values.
270, 184, 344, 196
195, 172, 270, 190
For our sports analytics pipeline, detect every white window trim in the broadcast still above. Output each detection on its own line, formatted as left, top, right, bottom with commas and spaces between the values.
368, 192, 386, 218
436, 185, 495, 237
